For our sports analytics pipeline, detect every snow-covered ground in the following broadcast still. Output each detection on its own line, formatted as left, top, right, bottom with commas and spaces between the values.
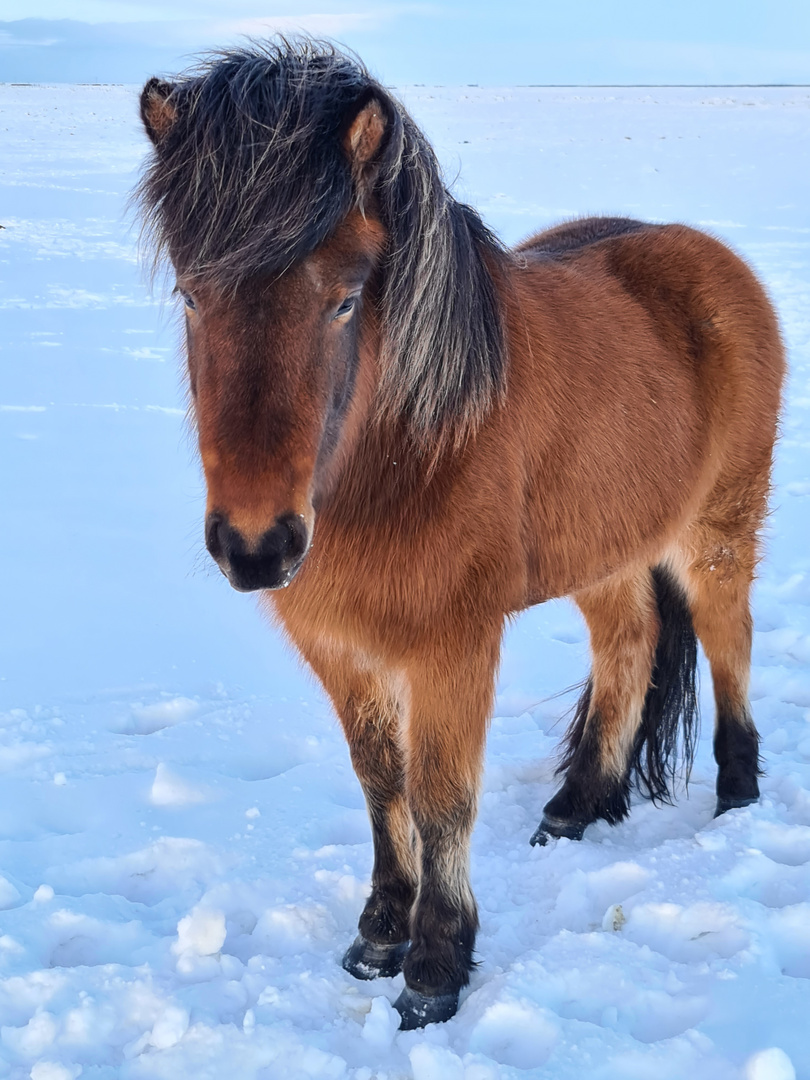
1, 83, 809, 1080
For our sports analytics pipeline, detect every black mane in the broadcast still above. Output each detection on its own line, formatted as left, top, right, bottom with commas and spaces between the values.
137, 39, 508, 446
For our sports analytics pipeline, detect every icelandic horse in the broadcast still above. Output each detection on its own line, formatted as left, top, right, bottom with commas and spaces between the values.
137, 42, 784, 1028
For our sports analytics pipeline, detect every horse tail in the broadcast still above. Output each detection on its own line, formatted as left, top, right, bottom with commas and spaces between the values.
631, 564, 700, 802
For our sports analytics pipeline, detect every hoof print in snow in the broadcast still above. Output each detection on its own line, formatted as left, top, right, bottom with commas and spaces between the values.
393, 985, 460, 1029
530, 815, 588, 846
342, 934, 409, 980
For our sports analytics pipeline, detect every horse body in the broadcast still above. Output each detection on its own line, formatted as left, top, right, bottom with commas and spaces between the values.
137, 43, 784, 1028
276, 220, 779, 622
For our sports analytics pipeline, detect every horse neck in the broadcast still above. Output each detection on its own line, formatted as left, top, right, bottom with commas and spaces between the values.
321, 408, 452, 534
316, 221, 511, 529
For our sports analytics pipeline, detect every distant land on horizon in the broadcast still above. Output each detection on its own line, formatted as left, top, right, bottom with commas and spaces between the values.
2, 13, 810, 86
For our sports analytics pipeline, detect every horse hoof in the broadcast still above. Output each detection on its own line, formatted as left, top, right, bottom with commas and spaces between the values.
393, 985, 460, 1029
714, 794, 759, 818
342, 935, 409, 980
530, 815, 587, 846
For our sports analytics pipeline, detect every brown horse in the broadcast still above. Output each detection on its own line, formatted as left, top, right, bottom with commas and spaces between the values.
137, 41, 784, 1028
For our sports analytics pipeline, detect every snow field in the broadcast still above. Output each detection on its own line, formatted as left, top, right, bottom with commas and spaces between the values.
0, 83, 809, 1078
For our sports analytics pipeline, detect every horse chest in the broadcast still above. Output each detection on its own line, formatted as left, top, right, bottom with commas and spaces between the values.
275, 532, 454, 657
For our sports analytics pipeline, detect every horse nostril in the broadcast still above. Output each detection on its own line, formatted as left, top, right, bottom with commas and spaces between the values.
281, 513, 309, 561
205, 511, 228, 561
257, 512, 309, 564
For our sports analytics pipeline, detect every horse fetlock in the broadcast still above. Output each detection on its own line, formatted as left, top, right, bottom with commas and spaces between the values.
716, 758, 760, 799
358, 882, 415, 944
715, 757, 760, 816
342, 934, 408, 980
714, 708, 761, 817
402, 912, 477, 997
536, 762, 631, 846
531, 790, 592, 846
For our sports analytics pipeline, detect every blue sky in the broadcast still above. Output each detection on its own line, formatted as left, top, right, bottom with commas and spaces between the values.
2, 0, 810, 84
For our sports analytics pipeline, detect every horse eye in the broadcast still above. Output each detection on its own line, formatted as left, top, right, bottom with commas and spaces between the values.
334, 296, 357, 320
179, 290, 196, 312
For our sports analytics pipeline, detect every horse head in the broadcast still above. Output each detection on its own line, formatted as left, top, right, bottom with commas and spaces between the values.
140, 70, 390, 590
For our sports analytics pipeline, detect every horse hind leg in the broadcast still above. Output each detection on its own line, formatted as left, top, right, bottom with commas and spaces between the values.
533, 563, 699, 844
676, 528, 762, 816
535, 567, 659, 842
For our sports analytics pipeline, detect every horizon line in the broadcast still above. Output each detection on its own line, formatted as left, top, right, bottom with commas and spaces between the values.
3, 81, 810, 89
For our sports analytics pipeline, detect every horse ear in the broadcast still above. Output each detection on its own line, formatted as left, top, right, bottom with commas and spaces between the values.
344, 95, 388, 200
140, 77, 178, 147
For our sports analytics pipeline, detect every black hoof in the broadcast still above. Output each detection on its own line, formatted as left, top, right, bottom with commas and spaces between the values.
530, 814, 587, 846
393, 985, 460, 1029
714, 794, 759, 818
342, 935, 409, 980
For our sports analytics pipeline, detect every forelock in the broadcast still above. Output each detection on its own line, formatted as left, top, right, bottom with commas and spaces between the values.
137, 41, 375, 285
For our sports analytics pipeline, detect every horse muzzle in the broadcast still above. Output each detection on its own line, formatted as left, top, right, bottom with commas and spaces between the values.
205, 510, 310, 592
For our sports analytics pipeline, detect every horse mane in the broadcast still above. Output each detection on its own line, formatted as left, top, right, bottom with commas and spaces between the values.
136, 39, 508, 448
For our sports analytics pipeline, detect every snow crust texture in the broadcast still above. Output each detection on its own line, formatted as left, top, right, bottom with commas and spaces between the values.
1, 83, 809, 1079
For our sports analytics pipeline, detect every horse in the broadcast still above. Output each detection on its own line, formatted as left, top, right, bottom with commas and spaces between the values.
137, 40, 784, 1029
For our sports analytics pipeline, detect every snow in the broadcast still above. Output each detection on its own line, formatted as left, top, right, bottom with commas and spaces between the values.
746, 1049, 797, 1080
1, 82, 809, 1078
174, 906, 227, 960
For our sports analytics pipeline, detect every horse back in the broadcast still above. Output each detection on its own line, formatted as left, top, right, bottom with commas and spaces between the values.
501, 219, 784, 600
519, 216, 783, 448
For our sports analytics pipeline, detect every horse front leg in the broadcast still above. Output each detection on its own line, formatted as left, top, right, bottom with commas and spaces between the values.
394, 629, 500, 1029
303, 647, 418, 979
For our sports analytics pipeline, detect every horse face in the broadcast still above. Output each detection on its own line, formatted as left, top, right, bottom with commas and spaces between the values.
181, 212, 385, 592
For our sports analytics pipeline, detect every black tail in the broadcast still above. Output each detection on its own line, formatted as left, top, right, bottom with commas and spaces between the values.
633, 565, 700, 801
558, 565, 700, 804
